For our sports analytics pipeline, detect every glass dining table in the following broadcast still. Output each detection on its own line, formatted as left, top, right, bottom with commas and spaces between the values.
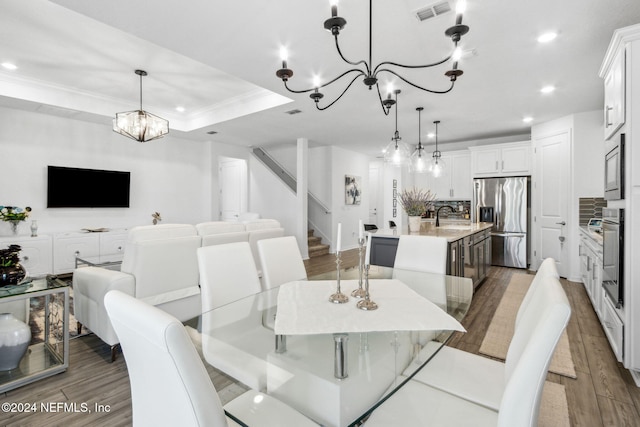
191, 265, 472, 427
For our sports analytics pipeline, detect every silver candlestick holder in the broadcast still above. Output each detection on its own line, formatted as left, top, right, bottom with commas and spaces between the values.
357, 264, 378, 311
329, 251, 349, 304
351, 237, 366, 298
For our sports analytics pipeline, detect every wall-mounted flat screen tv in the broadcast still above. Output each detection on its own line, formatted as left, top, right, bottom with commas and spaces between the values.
47, 166, 131, 208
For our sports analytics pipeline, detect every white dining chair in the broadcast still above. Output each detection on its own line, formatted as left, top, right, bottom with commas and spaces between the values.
516, 257, 559, 327
104, 290, 317, 427
392, 235, 448, 274
197, 241, 275, 390
196, 242, 262, 313
257, 236, 307, 290
371, 273, 570, 427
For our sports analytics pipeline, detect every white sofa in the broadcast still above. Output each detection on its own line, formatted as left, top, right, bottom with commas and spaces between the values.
73, 220, 285, 360
73, 224, 202, 360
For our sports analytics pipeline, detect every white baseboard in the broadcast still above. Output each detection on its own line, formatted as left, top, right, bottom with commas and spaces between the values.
629, 369, 640, 387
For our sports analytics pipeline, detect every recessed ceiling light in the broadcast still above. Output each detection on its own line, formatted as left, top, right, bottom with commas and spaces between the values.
427, 132, 435, 138
523, 116, 533, 123
540, 85, 555, 94
537, 32, 558, 43
1, 62, 18, 70
176, 106, 185, 113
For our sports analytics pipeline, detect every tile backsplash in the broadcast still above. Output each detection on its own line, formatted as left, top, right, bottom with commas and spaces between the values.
425, 200, 471, 219
579, 197, 606, 225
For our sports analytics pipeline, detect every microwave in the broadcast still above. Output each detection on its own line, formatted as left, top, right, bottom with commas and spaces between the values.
604, 133, 625, 200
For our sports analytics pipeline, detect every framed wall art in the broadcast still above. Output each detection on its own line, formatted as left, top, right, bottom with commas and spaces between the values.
345, 175, 362, 205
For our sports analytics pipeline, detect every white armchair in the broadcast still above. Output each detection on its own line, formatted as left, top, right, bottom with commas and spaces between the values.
73, 224, 202, 360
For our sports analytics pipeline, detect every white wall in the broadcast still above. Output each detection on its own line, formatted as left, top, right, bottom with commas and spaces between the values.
248, 155, 297, 236
573, 111, 605, 197
0, 106, 212, 235
331, 146, 370, 251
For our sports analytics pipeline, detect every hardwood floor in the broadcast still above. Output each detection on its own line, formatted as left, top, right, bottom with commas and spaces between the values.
2, 250, 639, 426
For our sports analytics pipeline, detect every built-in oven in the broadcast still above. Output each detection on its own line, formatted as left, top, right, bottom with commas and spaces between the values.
604, 133, 625, 200
602, 208, 624, 308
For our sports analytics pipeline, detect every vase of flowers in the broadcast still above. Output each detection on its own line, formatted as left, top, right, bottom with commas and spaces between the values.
398, 187, 435, 232
0, 245, 26, 287
0, 206, 32, 236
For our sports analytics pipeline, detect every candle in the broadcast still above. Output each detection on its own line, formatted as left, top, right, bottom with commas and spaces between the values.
336, 223, 342, 252
358, 219, 363, 239
365, 233, 372, 265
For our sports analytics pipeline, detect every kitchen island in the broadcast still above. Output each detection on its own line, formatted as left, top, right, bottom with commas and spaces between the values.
368, 221, 494, 289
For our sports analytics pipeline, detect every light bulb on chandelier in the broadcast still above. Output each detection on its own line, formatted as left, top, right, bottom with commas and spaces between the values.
383, 90, 411, 166
428, 120, 447, 177
410, 107, 428, 174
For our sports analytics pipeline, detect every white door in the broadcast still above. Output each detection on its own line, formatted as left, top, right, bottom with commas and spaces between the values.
535, 131, 570, 277
369, 163, 380, 226
219, 158, 247, 221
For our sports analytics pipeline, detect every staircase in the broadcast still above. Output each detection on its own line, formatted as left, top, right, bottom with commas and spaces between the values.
308, 229, 330, 258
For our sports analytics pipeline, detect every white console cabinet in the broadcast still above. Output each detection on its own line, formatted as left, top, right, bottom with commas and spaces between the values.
53, 229, 128, 274
0, 235, 53, 277
469, 141, 531, 177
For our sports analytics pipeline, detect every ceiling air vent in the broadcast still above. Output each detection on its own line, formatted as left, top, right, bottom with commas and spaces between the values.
285, 109, 302, 115
415, 1, 452, 22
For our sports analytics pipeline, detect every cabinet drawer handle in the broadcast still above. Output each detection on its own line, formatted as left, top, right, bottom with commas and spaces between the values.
74, 250, 80, 256
117, 246, 122, 251
23, 255, 29, 261
605, 106, 613, 127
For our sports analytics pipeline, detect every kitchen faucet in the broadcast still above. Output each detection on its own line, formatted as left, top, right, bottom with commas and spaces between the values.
436, 205, 456, 227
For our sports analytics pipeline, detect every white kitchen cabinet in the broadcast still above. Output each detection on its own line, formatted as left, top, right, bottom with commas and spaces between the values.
603, 48, 625, 140
0, 235, 53, 277
602, 292, 625, 362
579, 230, 603, 318
428, 151, 472, 200
470, 141, 531, 177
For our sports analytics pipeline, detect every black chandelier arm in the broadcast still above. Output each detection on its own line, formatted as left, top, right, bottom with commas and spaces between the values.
372, 53, 453, 75
282, 68, 365, 94
377, 68, 456, 94
314, 73, 364, 111
334, 35, 371, 74
375, 84, 392, 116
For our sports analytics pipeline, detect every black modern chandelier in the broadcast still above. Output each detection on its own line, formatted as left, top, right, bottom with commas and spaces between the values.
275, 0, 470, 115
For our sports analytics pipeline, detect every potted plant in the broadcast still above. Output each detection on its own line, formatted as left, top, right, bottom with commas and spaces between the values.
0, 244, 26, 286
398, 187, 435, 232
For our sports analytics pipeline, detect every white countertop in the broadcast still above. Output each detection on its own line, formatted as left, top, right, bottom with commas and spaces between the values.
579, 226, 603, 246
369, 222, 494, 242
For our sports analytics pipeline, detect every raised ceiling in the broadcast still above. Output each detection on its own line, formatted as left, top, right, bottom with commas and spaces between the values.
2, 0, 640, 156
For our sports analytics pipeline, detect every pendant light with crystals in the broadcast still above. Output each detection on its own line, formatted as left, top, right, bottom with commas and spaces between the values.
410, 107, 428, 173
113, 70, 169, 143
383, 90, 411, 166
428, 120, 446, 177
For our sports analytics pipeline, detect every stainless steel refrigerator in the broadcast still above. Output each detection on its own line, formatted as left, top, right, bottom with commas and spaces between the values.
473, 177, 530, 268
